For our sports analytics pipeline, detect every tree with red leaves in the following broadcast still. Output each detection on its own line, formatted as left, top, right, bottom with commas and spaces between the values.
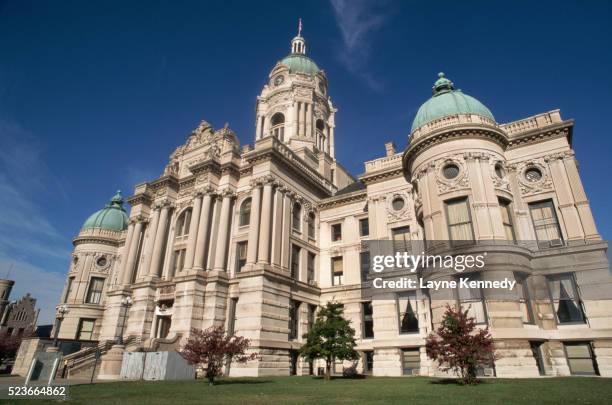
425, 305, 495, 385
180, 326, 257, 385
0, 329, 33, 365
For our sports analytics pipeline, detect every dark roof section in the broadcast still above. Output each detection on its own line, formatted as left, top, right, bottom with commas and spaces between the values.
335, 181, 366, 196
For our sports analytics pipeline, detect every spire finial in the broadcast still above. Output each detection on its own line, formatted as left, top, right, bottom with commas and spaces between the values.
432, 72, 454, 95
298, 18, 302, 37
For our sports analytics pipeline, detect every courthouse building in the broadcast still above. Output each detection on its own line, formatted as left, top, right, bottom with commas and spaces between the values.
48, 30, 612, 378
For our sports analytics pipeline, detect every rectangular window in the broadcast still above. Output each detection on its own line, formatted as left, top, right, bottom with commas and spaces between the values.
86, 277, 105, 304
64, 277, 74, 303
529, 200, 563, 246
547, 273, 585, 324
362, 302, 374, 339
227, 298, 238, 335
392, 226, 411, 254
445, 198, 474, 242
363, 351, 374, 374
359, 218, 369, 237
307, 252, 315, 283
564, 342, 599, 376
360, 251, 370, 282
289, 300, 300, 340
499, 199, 515, 241
402, 349, 420, 375
331, 256, 344, 286
456, 273, 487, 324
291, 245, 301, 280
308, 304, 317, 332
235, 241, 247, 273
515, 274, 534, 324
173, 249, 186, 274
398, 291, 419, 333
76, 318, 95, 340
331, 223, 342, 242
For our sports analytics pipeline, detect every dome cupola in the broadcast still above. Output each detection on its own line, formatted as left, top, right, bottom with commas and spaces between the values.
81, 190, 129, 232
411, 73, 495, 133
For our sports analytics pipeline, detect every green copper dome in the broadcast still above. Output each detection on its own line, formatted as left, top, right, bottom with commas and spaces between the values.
82, 191, 129, 232
279, 54, 320, 76
411, 73, 495, 132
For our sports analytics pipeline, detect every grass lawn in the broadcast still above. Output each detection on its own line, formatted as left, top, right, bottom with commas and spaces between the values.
11, 376, 612, 405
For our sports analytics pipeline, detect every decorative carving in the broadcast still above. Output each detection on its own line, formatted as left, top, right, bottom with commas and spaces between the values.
435, 155, 470, 193
490, 160, 511, 191
516, 159, 553, 195
387, 191, 412, 222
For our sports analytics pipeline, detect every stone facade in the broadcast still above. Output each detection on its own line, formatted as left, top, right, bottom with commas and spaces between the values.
0, 279, 39, 337
44, 32, 612, 379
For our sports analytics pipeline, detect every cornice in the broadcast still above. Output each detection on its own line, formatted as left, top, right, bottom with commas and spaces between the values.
319, 189, 367, 209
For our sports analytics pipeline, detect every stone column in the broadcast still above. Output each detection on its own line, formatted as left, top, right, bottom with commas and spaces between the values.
305, 103, 312, 138
122, 220, 143, 285
271, 187, 284, 266
281, 191, 292, 269
213, 192, 233, 271
300, 102, 306, 136
193, 192, 213, 270
246, 184, 262, 265
149, 205, 170, 277
258, 182, 274, 264
119, 222, 135, 282
140, 206, 160, 278
184, 194, 203, 270
329, 124, 335, 158
547, 155, 585, 240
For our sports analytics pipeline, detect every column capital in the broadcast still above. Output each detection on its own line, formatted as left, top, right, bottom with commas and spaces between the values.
219, 188, 236, 199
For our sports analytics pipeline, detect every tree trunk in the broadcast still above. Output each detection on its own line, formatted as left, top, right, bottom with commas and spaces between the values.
325, 359, 331, 380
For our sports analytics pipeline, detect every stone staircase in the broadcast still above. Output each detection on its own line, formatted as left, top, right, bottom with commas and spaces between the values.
61, 336, 142, 380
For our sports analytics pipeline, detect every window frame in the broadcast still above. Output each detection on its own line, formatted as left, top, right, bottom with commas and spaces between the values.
499, 198, 516, 242
235, 241, 248, 273
76, 318, 96, 341
85, 277, 105, 305
397, 291, 419, 334
239, 198, 251, 227
290, 245, 301, 280
564, 341, 599, 376
444, 197, 475, 244
359, 218, 369, 238
362, 301, 374, 339
547, 273, 586, 325
331, 256, 344, 286
331, 223, 342, 242
528, 199, 564, 246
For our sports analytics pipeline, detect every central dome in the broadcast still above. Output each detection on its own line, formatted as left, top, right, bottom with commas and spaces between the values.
411, 73, 494, 133
82, 191, 129, 232
279, 54, 320, 76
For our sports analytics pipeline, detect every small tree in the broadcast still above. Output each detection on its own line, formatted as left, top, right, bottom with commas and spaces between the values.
425, 305, 495, 385
180, 326, 257, 385
299, 302, 359, 380
0, 329, 33, 365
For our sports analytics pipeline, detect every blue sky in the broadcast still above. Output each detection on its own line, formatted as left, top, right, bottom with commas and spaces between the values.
1, 0, 611, 323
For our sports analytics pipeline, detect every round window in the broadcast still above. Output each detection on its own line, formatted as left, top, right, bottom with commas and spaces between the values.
392, 197, 405, 211
495, 162, 505, 178
96, 257, 107, 267
442, 163, 460, 179
525, 167, 542, 182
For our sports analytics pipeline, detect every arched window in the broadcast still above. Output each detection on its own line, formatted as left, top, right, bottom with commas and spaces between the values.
308, 212, 316, 239
292, 202, 302, 232
239, 198, 251, 226
271, 113, 285, 142
175, 208, 192, 239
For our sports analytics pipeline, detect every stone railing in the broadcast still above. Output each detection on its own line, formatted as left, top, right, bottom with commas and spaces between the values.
77, 228, 124, 240
270, 137, 336, 194
500, 110, 562, 136
410, 113, 498, 142
364, 153, 402, 173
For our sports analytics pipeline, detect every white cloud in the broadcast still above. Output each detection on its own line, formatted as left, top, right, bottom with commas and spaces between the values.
330, 0, 393, 91
0, 118, 71, 325
0, 255, 65, 324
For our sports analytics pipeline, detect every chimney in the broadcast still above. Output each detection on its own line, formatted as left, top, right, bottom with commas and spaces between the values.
384, 142, 396, 157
